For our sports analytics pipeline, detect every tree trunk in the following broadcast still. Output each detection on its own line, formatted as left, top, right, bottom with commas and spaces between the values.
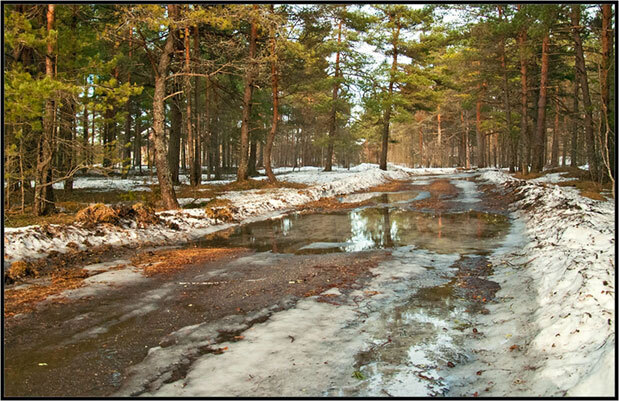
248, 139, 258, 176
476, 83, 485, 168
437, 107, 442, 167
184, 25, 200, 187
264, 5, 278, 183
169, 92, 182, 185
152, 4, 180, 210
237, 5, 258, 182
531, 33, 549, 173
418, 123, 423, 167
325, 17, 342, 172
601, 4, 614, 180
571, 4, 599, 180
83, 97, 89, 164
193, 26, 202, 185
499, 6, 515, 172
34, 4, 56, 216
518, 6, 529, 174
551, 100, 560, 167
121, 28, 133, 179
135, 115, 142, 172
380, 18, 400, 171
570, 81, 579, 167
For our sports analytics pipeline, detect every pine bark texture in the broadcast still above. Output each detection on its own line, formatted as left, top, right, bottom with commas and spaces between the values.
152, 4, 180, 210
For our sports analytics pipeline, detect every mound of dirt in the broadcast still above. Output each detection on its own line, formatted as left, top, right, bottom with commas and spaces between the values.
4, 261, 38, 284
131, 203, 161, 227
204, 206, 237, 223
75, 203, 119, 226
75, 202, 161, 228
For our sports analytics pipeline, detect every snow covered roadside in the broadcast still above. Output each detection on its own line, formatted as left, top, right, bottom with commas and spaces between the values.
4, 164, 455, 266
453, 169, 615, 397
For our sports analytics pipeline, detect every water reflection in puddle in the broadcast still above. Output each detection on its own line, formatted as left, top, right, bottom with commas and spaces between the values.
338, 190, 430, 205
195, 208, 509, 256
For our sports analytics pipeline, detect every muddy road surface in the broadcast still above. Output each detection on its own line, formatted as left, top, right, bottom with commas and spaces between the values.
4, 172, 522, 397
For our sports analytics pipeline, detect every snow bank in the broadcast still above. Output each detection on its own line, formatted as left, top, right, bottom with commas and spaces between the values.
4, 164, 436, 265
477, 169, 615, 396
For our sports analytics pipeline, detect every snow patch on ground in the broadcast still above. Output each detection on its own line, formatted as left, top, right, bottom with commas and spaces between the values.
450, 180, 480, 203
530, 172, 578, 184
466, 169, 615, 397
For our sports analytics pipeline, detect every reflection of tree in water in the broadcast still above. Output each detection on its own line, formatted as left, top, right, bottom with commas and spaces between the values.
348, 207, 397, 250
386, 210, 509, 253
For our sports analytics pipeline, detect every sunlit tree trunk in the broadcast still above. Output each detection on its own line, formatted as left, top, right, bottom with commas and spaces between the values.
601, 4, 614, 180
570, 80, 579, 167
551, 100, 559, 167
193, 26, 202, 186
476, 82, 486, 168
152, 4, 180, 209
518, 6, 529, 174
531, 33, 549, 173
168, 90, 182, 185
237, 5, 258, 182
264, 5, 279, 183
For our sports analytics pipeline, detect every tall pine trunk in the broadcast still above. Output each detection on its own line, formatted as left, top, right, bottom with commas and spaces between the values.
531, 33, 549, 173
551, 100, 560, 167
325, 17, 342, 172
264, 4, 278, 183
499, 6, 515, 172
169, 91, 182, 185
571, 4, 599, 180
518, 6, 529, 174
380, 18, 400, 171
193, 26, 202, 186
601, 4, 614, 181
152, 4, 180, 210
476, 83, 486, 168
34, 4, 56, 216
237, 5, 258, 182
121, 27, 133, 179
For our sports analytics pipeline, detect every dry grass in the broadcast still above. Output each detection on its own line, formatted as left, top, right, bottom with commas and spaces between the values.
130, 202, 161, 227
73, 202, 162, 228
176, 179, 308, 201
75, 203, 119, 225
298, 197, 372, 214
203, 198, 237, 223
427, 179, 459, 196
514, 172, 543, 180
511, 167, 610, 200
4, 268, 88, 318
367, 179, 411, 193
131, 247, 248, 276
5, 261, 38, 282
557, 180, 609, 200
4, 212, 76, 228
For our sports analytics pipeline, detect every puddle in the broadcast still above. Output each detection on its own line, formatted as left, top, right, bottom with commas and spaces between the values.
339, 190, 430, 205
194, 207, 509, 256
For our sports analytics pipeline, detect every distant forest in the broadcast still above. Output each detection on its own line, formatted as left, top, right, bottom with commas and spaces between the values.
3, 4, 615, 213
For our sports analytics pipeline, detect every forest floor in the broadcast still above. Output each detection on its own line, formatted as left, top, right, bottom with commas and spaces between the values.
3, 164, 615, 397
